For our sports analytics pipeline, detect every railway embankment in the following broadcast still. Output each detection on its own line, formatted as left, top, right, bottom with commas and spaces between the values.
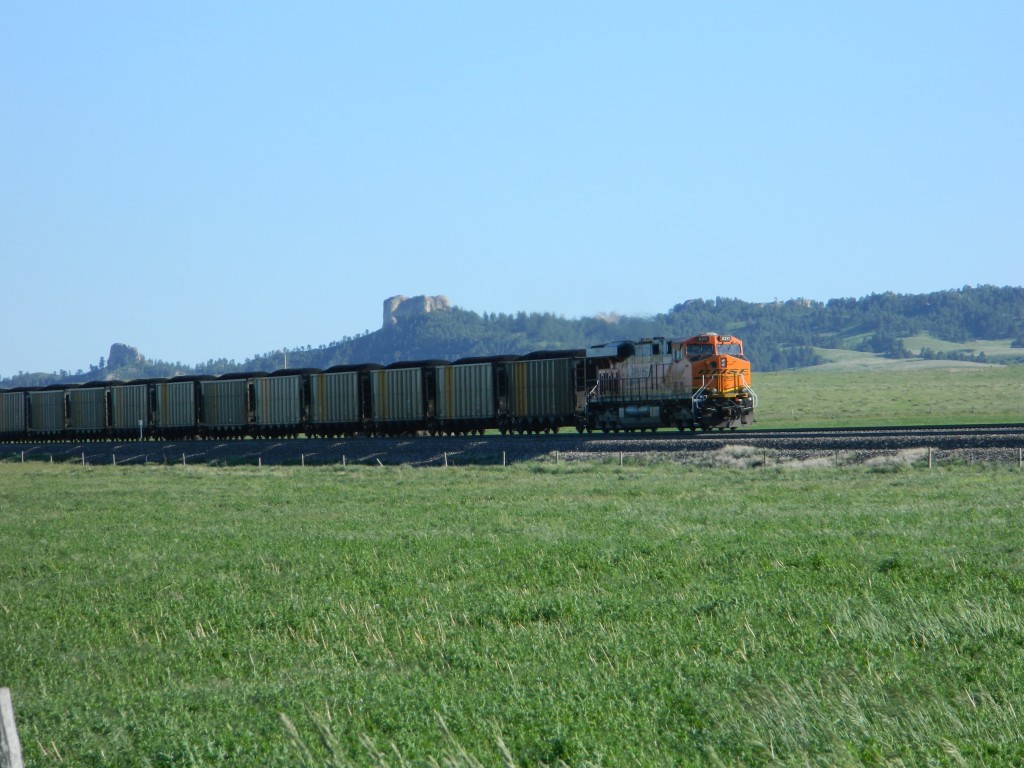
1, 427, 1022, 468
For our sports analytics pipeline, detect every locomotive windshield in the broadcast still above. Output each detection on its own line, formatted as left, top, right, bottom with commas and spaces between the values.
717, 342, 743, 356
684, 343, 714, 359
685, 341, 744, 359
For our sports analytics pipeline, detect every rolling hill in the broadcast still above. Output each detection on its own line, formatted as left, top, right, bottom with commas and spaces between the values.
3, 285, 1022, 387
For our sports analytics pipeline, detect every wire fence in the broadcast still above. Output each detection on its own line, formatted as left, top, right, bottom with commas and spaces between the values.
0, 440, 1022, 470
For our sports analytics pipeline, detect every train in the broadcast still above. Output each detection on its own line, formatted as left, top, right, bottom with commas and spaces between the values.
0, 333, 755, 442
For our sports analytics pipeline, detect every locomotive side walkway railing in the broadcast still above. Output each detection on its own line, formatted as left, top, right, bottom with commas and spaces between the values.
588, 377, 687, 403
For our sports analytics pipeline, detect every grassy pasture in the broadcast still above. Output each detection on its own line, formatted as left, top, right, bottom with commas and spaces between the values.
2, 462, 1024, 766
899, 335, 1024, 364
753, 363, 1023, 428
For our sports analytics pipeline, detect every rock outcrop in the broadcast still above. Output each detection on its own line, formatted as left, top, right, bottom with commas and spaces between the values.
382, 295, 450, 327
107, 343, 144, 370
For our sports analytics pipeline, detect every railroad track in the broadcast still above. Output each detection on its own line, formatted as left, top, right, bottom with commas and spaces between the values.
2, 424, 1022, 467
701, 424, 1024, 448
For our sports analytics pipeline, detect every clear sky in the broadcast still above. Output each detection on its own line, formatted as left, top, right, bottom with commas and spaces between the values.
2, 2, 1021, 375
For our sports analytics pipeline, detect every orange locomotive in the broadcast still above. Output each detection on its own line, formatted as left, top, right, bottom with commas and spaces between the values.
582, 332, 756, 432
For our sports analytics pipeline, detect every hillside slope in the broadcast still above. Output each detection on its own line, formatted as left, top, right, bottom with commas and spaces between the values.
3, 285, 1021, 387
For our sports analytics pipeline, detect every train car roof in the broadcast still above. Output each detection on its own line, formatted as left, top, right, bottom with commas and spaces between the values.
120, 377, 169, 385
323, 363, 385, 373
520, 349, 585, 360
269, 368, 321, 377
453, 355, 521, 365
386, 359, 449, 369
168, 374, 216, 382
218, 372, 260, 380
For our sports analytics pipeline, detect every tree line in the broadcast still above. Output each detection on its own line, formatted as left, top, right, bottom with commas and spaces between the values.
3, 285, 1022, 386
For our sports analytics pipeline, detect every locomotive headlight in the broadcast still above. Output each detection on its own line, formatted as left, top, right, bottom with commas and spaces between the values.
709, 387, 718, 394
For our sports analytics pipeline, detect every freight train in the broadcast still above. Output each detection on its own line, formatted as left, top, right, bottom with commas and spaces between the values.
0, 333, 755, 441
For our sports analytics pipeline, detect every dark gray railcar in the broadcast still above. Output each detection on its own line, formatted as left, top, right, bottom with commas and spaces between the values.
253, 369, 317, 437
200, 374, 252, 436
502, 350, 585, 433
307, 364, 381, 437
28, 386, 68, 437
0, 389, 28, 440
370, 361, 447, 435
109, 380, 158, 439
434, 356, 516, 434
68, 382, 109, 436
154, 377, 206, 438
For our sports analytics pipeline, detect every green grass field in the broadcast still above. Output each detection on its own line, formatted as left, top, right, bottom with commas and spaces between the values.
752, 363, 1024, 428
899, 335, 1024, 364
2, 462, 1023, 766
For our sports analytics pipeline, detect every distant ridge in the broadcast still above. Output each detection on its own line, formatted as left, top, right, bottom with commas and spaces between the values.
2, 285, 1021, 387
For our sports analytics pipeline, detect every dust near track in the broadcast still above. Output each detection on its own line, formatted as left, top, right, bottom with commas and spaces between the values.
2, 427, 1022, 468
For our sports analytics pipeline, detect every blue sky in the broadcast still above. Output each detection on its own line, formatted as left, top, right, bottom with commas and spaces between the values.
2, 2, 1021, 375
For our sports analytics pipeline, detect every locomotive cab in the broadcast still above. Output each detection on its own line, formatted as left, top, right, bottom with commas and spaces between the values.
681, 333, 756, 430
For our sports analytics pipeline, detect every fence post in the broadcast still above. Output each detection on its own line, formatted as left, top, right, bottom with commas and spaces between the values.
0, 687, 24, 768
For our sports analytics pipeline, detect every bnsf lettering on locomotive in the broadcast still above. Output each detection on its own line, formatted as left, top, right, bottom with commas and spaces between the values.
626, 365, 654, 378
